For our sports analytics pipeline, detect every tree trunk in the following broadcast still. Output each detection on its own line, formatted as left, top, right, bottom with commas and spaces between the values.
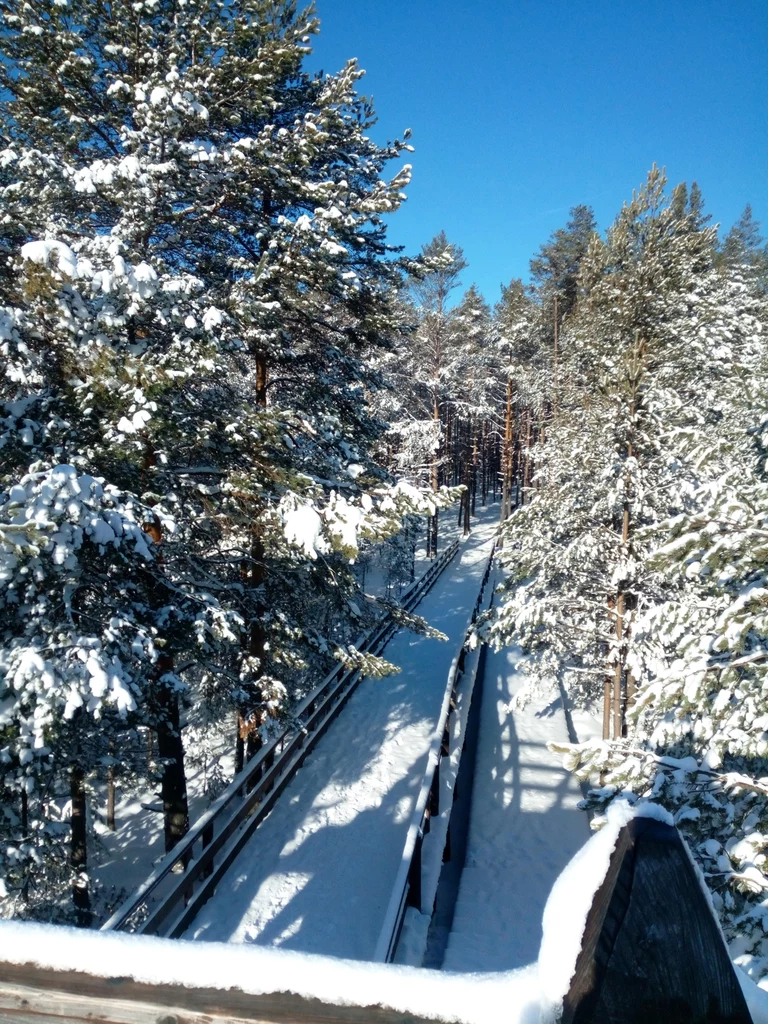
428, 398, 440, 558
461, 425, 472, 537
471, 417, 478, 516
606, 332, 644, 739
255, 353, 268, 408
70, 764, 90, 926
155, 657, 190, 854
602, 676, 612, 741
603, 596, 615, 740
142, 518, 190, 849
500, 378, 515, 526
480, 420, 486, 506
612, 591, 625, 740
234, 722, 245, 776
106, 761, 116, 832
240, 523, 267, 765
553, 294, 559, 420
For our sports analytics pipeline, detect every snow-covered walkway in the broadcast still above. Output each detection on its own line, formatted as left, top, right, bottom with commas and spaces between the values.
185, 507, 498, 959
441, 644, 590, 972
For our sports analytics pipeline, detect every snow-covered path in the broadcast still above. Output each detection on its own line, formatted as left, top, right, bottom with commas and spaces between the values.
185, 508, 498, 959
441, 644, 590, 972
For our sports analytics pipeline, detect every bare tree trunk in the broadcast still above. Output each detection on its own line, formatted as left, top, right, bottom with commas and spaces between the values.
234, 718, 245, 776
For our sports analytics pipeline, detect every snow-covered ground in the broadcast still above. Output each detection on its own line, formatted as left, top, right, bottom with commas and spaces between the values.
441, 640, 591, 972
185, 506, 499, 957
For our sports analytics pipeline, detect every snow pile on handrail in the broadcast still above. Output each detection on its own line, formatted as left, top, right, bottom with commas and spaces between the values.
0, 921, 539, 1024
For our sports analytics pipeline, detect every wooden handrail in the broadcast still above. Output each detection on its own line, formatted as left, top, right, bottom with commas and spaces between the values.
102, 539, 461, 936
374, 542, 496, 963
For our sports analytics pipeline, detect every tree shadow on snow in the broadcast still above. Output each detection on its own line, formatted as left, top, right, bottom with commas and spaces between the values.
444, 648, 590, 973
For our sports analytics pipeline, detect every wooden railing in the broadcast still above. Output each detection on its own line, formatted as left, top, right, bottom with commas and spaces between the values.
0, 816, 754, 1023
374, 542, 496, 963
102, 540, 460, 938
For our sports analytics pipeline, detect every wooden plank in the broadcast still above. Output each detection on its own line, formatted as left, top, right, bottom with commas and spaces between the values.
562, 816, 752, 1024
0, 970, 436, 1024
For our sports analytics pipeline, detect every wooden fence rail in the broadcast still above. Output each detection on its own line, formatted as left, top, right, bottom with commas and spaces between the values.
0, 816, 756, 1023
102, 539, 460, 938
374, 543, 496, 963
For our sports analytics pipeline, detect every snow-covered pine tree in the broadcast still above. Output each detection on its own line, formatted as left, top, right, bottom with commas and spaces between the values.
721, 204, 768, 294
407, 233, 468, 555
0, 466, 170, 922
487, 168, 760, 737
0, 0, 453, 920
494, 278, 544, 522
446, 285, 497, 533
557, 213, 768, 980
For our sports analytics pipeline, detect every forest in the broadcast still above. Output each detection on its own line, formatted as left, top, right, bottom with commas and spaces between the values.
1, 0, 768, 988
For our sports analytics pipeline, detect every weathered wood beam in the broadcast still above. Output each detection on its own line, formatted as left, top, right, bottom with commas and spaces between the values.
562, 816, 752, 1024
0, 968, 436, 1024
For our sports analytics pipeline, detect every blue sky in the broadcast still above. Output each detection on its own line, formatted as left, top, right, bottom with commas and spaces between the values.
308, 0, 768, 305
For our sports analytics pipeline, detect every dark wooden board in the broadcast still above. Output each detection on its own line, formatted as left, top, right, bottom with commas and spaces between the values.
563, 816, 753, 1024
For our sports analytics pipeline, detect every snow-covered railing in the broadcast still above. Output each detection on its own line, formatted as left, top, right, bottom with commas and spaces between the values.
374, 543, 496, 964
102, 540, 460, 938
2, 812, 757, 1023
